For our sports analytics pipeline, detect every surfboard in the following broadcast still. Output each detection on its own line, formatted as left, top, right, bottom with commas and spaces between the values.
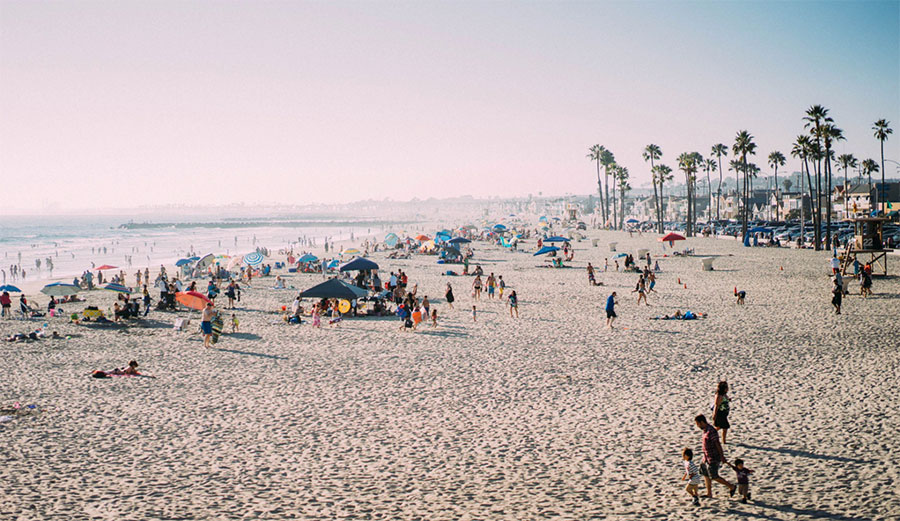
211, 315, 224, 344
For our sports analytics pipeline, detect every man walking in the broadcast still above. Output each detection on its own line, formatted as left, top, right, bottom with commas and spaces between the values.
695, 414, 736, 498
201, 302, 216, 348
605, 291, 618, 329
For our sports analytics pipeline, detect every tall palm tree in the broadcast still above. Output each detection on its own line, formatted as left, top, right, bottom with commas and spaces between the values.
862, 159, 879, 213
768, 151, 786, 220
587, 145, 605, 222
873, 119, 893, 213
705, 159, 716, 223
804, 105, 832, 249
732, 130, 757, 242
600, 149, 616, 227
837, 153, 858, 218
819, 124, 844, 248
615, 166, 631, 228
791, 135, 814, 241
643, 144, 663, 232
654, 164, 673, 226
711, 144, 728, 221
677, 152, 700, 236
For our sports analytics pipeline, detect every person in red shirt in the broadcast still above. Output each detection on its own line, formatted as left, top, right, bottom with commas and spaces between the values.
0, 291, 11, 318
695, 414, 736, 498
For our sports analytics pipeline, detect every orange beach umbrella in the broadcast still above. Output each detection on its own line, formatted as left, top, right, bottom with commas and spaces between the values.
175, 291, 212, 310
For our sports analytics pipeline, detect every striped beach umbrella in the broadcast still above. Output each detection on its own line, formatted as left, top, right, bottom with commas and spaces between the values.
102, 283, 132, 293
243, 252, 265, 266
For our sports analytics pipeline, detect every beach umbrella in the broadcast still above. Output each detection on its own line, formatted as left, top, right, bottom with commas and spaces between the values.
40, 283, 80, 297
340, 257, 379, 272
196, 254, 215, 271
0, 284, 22, 293
626, 218, 639, 224
659, 233, 686, 242
298, 279, 368, 300
341, 248, 361, 256
297, 253, 318, 263
533, 246, 560, 256
384, 233, 400, 247
225, 256, 243, 270
189, 256, 200, 261
243, 252, 265, 266
492, 224, 507, 232
175, 258, 193, 267
326, 259, 340, 270
102, 283, 132, 294
415, 234, 431, 241
748, 226, 773, 234
95, 265, 118, 271
544, 236, 567, 243
448, 237, 471, 244
175, 290, 212, 310
613, 252, 629, 259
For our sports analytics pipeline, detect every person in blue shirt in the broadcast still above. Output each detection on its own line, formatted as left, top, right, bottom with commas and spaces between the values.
606, 291, 618, 329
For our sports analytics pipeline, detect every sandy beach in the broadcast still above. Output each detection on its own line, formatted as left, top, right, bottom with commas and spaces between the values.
1, 228, 898, 520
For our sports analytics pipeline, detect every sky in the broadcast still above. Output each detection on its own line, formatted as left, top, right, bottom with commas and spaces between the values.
1, 0, 898, 212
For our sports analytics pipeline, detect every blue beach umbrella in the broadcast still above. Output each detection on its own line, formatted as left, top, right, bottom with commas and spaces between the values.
748, 226, 773, 234
175, 258, 193, 267
626, 218, 639, 224
613, 252, 628, 259
448, 237, 471, 244
297, 253, 318, 263
384, 233, 400, 247
0, 284, 23, 293
533, 246, 560, 256
340, 257, 379, 272
543, 236, 567, 243
243, 252, 265, 266
102, 283, 132, 294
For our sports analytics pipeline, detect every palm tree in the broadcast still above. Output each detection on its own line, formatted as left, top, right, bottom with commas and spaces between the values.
615, 166, 631, 228
677, 152, 700, 236
705, 159, 716, 223
862, 159, 879, 213
837, 153, 858, 218
587, 145, 605, 222
643, 144, 663, 232
819, 124, 844, 248
804, 105, 832, 249
873, 119, 893, 213
600, 149, 616, 227
654, 164, 673, 226
711, 144, 728, 221
732, 130, 757, 242
768, 151, 786, 220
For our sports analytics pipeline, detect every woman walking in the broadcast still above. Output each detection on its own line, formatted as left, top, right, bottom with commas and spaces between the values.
712, 381, 731, 444
445, 282, 455, 309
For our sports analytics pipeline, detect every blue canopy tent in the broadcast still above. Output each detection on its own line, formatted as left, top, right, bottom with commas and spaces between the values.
748, 227, 773, 234
543, 236, 567, 243
384, 233, 400, 247
448, 237, 471, 244
298, 279, 368, 300
340, 257, 379, 272
533, 246, 560, 256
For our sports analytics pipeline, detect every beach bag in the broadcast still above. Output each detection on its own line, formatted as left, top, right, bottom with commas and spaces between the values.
92, 371, 109, 379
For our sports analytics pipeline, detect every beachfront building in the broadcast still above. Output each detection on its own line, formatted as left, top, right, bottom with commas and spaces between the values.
779, 192, 811, 221
846, 184, 875, 217
629, 196, 655, 222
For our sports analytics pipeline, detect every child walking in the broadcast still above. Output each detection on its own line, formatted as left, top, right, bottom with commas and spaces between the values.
726, 459, 753, 503
471, 305, 477, 322
231, 313, 239, 333
682, 448, 702, 506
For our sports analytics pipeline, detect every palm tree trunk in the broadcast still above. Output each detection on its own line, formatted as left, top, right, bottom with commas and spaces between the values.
604, 168, 610, 226
660, 182, 665, 230
774, 167, 778, 220
716, 156, 724, 221
880, 140, 885, 214
843, 166, 848, 219
825, 150, 832, 250
804, 157, 816, 244
706, 168, 712, 224
596, 161, 603, 224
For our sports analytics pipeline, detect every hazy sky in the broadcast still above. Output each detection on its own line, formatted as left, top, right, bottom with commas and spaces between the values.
1, 1, 898, 212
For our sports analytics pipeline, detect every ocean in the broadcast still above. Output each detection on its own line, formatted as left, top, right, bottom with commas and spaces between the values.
0, 214, 388, 284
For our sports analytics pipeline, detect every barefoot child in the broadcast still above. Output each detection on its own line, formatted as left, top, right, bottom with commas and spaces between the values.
431, 308, 437, 327
726, 458, 753, 503
231, 313, 239, 333
471, 305, 477, 322
682, 448, 702, 506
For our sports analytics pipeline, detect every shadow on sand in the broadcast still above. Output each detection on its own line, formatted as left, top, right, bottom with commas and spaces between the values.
734, 443, 873, 464
213, 348, 286, 360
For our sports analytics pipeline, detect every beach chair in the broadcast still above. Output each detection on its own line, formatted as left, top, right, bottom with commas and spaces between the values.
173, 318, 191, 331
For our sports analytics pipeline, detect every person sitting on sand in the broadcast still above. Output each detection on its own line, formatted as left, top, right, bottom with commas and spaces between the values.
273, 276, 285, 289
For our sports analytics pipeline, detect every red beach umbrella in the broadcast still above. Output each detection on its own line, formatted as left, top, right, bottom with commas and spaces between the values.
175, 291, 212, 311
659, 233, 685, 242
95, 264, 118, 270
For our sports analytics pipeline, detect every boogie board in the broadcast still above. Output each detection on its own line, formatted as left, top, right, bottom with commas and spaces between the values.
211, 315, 224, 344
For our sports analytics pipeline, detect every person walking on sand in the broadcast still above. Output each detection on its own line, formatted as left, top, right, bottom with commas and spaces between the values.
471, 304, 477, 322
633, 275, 649, 306
445, 283, 455, 309
695, 414, 736, 498
605, 291, 618, 329
508, 290, 519, 318
200, 302, 215, 348
472, 275, 483, 300
681, 448, 702, 506
712, 381, 731, 444
831, 276, 843, 314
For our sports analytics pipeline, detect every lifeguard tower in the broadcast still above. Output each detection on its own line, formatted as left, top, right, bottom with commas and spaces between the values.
565, 203, 578, 222
840, 217, 893, 276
